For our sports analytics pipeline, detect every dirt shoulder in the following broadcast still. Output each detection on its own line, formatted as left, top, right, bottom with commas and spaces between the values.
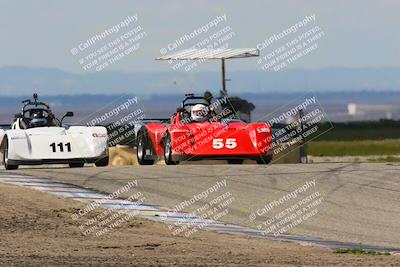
0, 183, 399, 267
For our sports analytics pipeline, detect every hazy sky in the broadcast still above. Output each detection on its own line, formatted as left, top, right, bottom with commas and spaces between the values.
1, 0, 400, 73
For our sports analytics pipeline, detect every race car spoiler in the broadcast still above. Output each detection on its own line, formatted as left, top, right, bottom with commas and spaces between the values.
0, 124, 11, 130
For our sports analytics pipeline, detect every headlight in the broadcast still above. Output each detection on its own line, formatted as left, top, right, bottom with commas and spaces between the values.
257, 127, 270, 133
93, 133, 107, 138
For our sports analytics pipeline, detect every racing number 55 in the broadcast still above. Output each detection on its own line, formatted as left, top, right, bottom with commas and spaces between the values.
50, 142, 72, 153
212, 138, 237, 149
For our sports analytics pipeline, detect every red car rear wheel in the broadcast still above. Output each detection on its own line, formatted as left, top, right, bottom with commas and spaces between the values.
137, 131, 155, 165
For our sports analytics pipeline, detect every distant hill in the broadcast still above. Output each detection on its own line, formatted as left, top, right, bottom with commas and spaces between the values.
1, 91, 400, 124
0, 66, 400, 96
1, 66, 399, 123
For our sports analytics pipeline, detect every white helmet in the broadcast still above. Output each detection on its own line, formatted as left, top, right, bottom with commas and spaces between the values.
191, 104, 209, 122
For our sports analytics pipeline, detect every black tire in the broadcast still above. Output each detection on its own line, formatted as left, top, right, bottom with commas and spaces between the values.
136, 131, 155, 165
227, 159, 244, 164
3, 137, 18, 170
95, 156, 109, 167
164, 132, 179, 165
69, 162, 85, 168
256, 155, 273, 165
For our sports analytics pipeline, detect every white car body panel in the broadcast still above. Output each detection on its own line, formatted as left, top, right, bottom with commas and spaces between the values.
1, 123, 108, 165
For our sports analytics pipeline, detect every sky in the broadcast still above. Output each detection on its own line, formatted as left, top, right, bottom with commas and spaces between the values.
1, 0, 400, 74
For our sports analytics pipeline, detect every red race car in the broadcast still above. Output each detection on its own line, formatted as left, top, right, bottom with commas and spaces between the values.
136, 94, 273, 165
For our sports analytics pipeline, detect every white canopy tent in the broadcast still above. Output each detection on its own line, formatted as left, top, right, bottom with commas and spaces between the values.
156, 48, 260, 96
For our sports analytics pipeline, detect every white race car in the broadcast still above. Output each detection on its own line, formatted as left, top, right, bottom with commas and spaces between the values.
0, 94, 109, 170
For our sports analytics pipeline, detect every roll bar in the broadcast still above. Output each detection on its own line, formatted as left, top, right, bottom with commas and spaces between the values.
181, 94, 210, 108
21, 93, 49, 112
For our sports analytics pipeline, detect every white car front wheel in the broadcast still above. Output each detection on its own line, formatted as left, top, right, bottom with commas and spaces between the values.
3, 137, 18, 170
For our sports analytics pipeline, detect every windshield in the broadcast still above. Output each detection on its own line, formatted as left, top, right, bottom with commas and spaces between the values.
20, 108, 59, 128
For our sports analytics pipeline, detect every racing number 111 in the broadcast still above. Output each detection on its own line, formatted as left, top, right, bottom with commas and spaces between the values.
50, 142, 72, 153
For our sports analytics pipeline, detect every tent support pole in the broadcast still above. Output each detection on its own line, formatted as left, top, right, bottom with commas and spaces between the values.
221, 58, 227, 96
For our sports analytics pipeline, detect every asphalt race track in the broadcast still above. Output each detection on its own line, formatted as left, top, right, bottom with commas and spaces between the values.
4, 162, 400, 249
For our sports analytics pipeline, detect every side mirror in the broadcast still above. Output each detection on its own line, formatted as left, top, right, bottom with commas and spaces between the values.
14, 114, 22, 119
176, 107, 185, 113
61, 111, 74, 124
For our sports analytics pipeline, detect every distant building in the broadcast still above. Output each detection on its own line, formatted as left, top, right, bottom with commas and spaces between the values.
347, 103, 399, 120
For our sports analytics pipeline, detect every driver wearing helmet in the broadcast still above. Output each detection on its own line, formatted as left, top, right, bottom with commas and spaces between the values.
191, 104, 210, 122
29, 110, 49, 128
